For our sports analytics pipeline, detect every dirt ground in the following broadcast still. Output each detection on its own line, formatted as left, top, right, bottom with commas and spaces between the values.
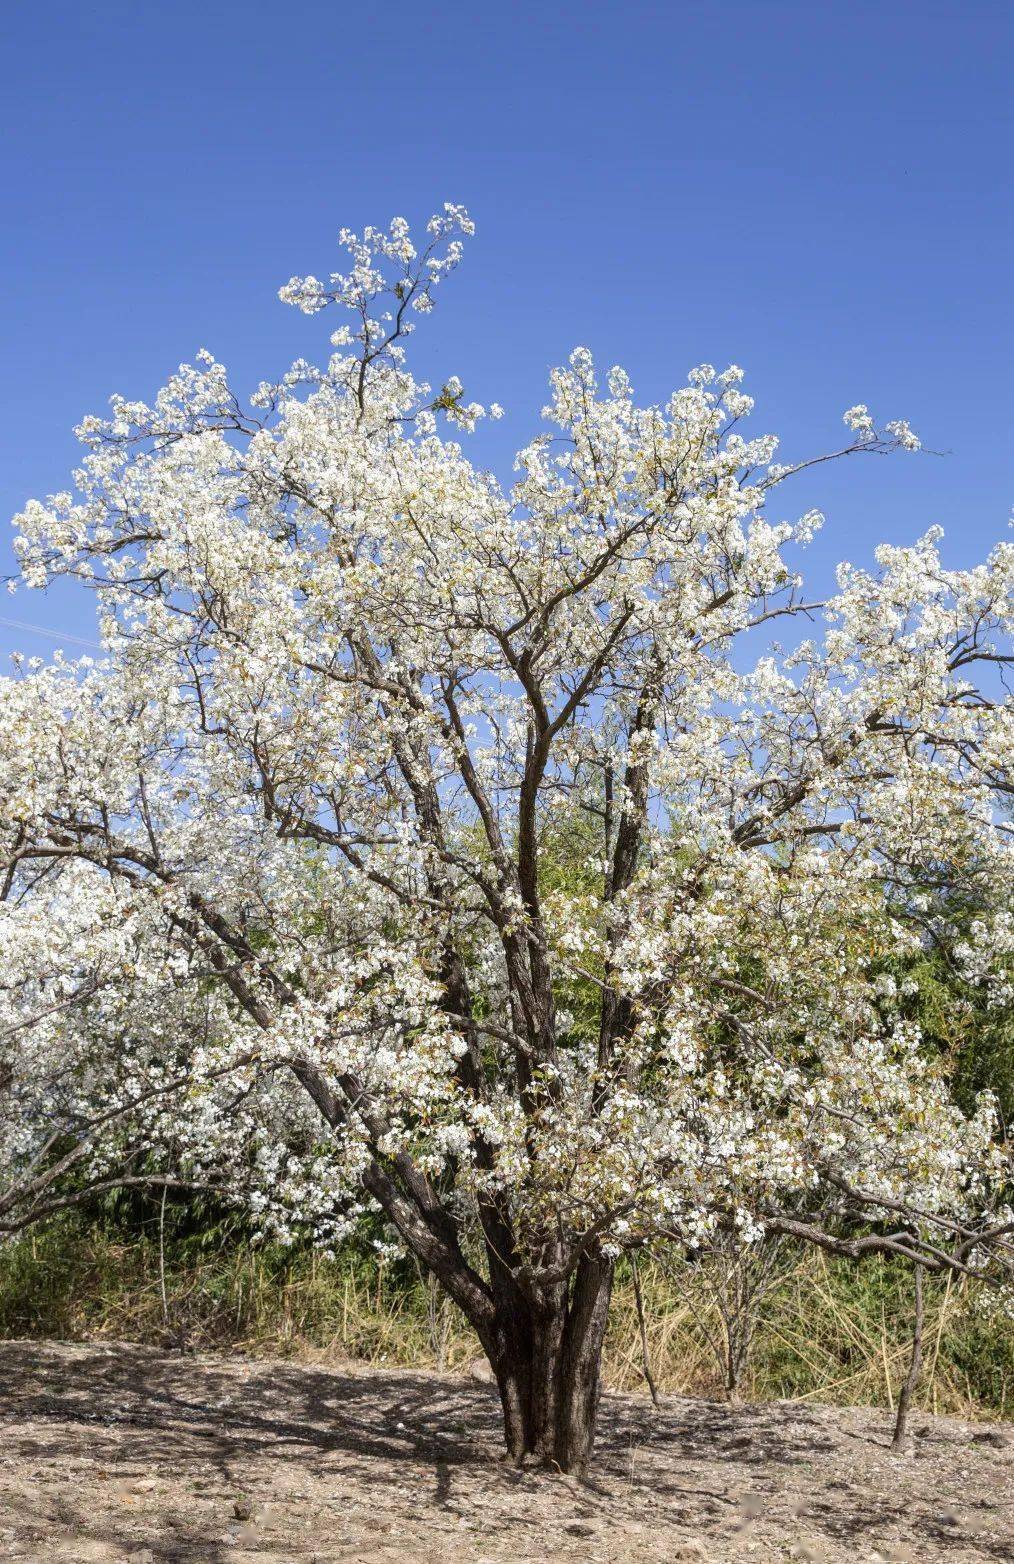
0, 1341, 1012, 1563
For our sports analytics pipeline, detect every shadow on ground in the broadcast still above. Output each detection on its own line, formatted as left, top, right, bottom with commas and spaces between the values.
0, 1340, 1011, 1562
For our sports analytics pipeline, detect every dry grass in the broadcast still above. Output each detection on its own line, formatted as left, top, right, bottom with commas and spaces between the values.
606, 1251, 1011, 1422
2, 1224, 1011, 1421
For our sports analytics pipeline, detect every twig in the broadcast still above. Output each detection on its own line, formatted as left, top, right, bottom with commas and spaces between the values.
630, 1256, 660, 1408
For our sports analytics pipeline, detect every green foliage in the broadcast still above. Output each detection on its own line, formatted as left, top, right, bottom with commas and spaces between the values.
893, 936, 1014, 1124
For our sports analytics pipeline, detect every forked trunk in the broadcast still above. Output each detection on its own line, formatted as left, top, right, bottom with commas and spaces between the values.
487, 1254, 614, 1476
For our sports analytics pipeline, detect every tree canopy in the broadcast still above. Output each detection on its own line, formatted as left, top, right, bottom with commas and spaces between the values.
2, 206, 1012, 1470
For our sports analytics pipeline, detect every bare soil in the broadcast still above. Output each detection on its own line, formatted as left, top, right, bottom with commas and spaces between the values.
0, 1340, 1012, 1562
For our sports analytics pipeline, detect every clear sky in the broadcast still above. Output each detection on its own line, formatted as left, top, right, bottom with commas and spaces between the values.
1, 0, 1010, 660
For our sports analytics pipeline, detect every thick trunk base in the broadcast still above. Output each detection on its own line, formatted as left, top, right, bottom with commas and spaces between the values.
489, 1255, 614, 1476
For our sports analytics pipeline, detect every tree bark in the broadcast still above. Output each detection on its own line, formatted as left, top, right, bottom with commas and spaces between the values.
487, 1253, 615, 1475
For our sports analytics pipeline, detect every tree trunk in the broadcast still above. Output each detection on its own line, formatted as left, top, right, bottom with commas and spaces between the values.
308, 1034, 615, 1474
488, 1253, 614, 1475
892, 1263, 924, 1453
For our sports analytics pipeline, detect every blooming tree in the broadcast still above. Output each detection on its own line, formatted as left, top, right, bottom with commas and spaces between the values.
2, 206, 1012, 1470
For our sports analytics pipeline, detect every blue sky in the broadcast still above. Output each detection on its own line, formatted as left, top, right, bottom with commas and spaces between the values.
1, 0, 1011, 659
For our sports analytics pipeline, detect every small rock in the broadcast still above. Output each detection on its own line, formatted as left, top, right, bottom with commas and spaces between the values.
233, 1497, 253, 1521
972, 1429, 1010, 1450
